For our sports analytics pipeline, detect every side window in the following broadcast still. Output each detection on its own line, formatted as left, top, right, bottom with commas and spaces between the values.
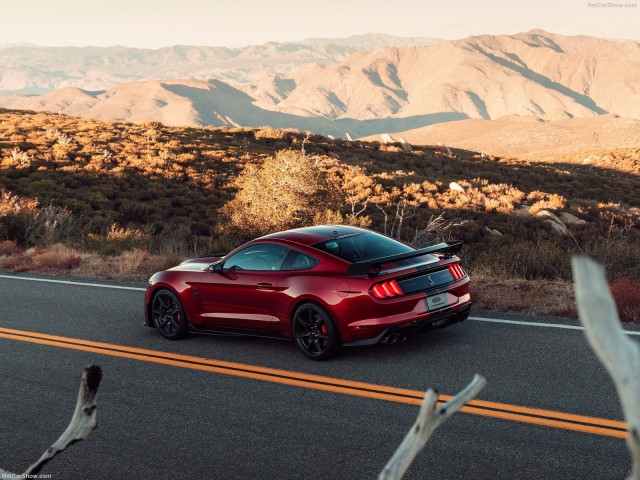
224, 244, 289, 271
282, 250, 319, 271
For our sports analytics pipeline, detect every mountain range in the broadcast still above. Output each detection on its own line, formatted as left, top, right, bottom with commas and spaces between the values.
1, 30, 639, 147
0, 33, 440, 93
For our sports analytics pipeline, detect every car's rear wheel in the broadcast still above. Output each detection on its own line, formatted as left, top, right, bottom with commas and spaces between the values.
151, 289, 188, 340
292, 303, 339, 360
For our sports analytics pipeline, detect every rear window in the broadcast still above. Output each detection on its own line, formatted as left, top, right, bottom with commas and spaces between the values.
312, 232, 414, 263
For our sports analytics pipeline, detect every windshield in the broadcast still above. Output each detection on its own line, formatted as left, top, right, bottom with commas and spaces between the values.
312, 232, 414, 263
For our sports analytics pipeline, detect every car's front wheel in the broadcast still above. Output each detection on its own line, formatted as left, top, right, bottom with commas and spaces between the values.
151, 289, 188, 340
292, 303, 339, 360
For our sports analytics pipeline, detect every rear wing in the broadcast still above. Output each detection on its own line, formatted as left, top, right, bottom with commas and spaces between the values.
345, 240, 463, 277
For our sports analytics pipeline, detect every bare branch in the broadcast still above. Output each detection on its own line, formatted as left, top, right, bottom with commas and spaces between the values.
571, 256, 640, 480
23, 365, 103, 476
379, 374, 487, 480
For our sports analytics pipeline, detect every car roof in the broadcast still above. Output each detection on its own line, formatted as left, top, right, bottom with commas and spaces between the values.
260, 225, 366, 246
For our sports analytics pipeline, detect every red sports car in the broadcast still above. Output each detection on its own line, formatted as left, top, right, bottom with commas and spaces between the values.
144, 225, 471, 360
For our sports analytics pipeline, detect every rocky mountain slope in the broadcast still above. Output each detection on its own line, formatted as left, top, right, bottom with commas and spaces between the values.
246, 29, 640, 121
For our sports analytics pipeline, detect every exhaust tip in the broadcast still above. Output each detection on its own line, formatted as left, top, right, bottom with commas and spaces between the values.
382, 332, 398, 344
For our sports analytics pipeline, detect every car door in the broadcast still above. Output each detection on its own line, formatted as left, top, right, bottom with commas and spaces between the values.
196, 243, 289, 332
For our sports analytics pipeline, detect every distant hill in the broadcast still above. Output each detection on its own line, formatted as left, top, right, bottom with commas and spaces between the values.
245, 29, 640, 122
362, 113, 640, 159
0, 34, 441, 93
2, 30, 639, 143
0, 79, 351, 137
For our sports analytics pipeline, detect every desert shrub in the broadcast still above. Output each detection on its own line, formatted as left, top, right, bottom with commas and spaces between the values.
254, 127, 298, 140
1, 252, 34, 272
527, 191, 566, 215
220, 149, 342, 238
469, 276, 576, 317
584, 222, 640, 279
26, 205, 80, 246
411, 213, 466, 248
86, 224, 151, 256
609, 277, 640, 323
468, 237, 572, 280
0, 189, 40, 244
114, 248, 150, 277
32, 243, 83, 270
0, 240, 19, 255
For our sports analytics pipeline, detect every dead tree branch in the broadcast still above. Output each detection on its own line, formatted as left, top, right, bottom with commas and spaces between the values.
379, 373, 487, 480
1, 365, 102, 477
572, 256, 640, 480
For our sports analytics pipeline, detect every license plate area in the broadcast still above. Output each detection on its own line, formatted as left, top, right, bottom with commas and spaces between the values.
425, 293, 450, 311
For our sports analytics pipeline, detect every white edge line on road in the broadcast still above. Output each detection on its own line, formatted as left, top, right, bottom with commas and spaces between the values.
0, 274, 146, 291
469, 316, 640, 336
2, 274, 639, 336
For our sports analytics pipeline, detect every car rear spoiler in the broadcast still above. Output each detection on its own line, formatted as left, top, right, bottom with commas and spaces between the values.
345, 240, 463, 277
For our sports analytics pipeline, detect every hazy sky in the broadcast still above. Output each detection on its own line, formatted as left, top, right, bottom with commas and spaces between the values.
3, 0, 640, 48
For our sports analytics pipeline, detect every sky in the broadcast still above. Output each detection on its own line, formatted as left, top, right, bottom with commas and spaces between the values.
2, 0, 640, 48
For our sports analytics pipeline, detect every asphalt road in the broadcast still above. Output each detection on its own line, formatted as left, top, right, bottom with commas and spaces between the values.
0, 272, 635, 479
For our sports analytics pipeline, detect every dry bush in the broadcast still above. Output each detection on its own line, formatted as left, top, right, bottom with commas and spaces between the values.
609, 277, 640, 323
220, 149, 342, 238
585, 221, 640, 279
430, 179, 525, 214
71, 250, 174, 281
0, 240, 19, 255
0, 189, 39, 216
1, 253, 34, 272
254, 127, 298, 140
0, 190, 40, 244
527, 191, 566, 215
469, 275, 576, 317
32, 243, 83, 270
114, 248, 150, 277
468, 237, 572, 281
87, 224, 151, 256
480, 182, 525, 213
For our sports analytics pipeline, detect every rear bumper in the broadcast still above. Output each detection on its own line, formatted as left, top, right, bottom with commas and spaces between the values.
343, 303, 472, 346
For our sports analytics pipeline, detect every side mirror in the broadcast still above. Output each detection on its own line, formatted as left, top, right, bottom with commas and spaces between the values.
211, 262, 223, 273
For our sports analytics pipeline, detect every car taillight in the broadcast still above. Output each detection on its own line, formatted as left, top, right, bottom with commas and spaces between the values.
372, 280, 404, 299
449, 263, 466, 281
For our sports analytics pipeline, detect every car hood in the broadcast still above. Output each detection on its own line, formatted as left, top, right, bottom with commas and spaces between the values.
168, 257, 221, 272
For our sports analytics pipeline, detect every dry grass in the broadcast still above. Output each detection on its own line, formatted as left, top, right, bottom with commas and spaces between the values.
32, 243, 82, 270
609, 277, 640, 323
1, 244, 175, 281
469, 274, 577, 318
0, 240, 19, 255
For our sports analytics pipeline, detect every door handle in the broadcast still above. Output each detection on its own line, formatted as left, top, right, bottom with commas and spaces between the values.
257, 283, 274, 290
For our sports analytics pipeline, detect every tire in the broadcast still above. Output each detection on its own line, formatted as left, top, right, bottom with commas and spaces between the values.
151, 289, 188, 340
292, 303, 340, 360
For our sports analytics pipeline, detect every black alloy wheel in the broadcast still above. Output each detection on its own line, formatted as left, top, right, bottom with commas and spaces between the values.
292, 303, 339, 360
151, 289, 188, 340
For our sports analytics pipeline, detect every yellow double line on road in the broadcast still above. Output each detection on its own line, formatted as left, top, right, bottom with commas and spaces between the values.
0, 326, 627, 439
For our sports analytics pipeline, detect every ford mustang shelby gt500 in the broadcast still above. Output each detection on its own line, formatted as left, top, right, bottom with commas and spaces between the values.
144, 225, 471, 360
